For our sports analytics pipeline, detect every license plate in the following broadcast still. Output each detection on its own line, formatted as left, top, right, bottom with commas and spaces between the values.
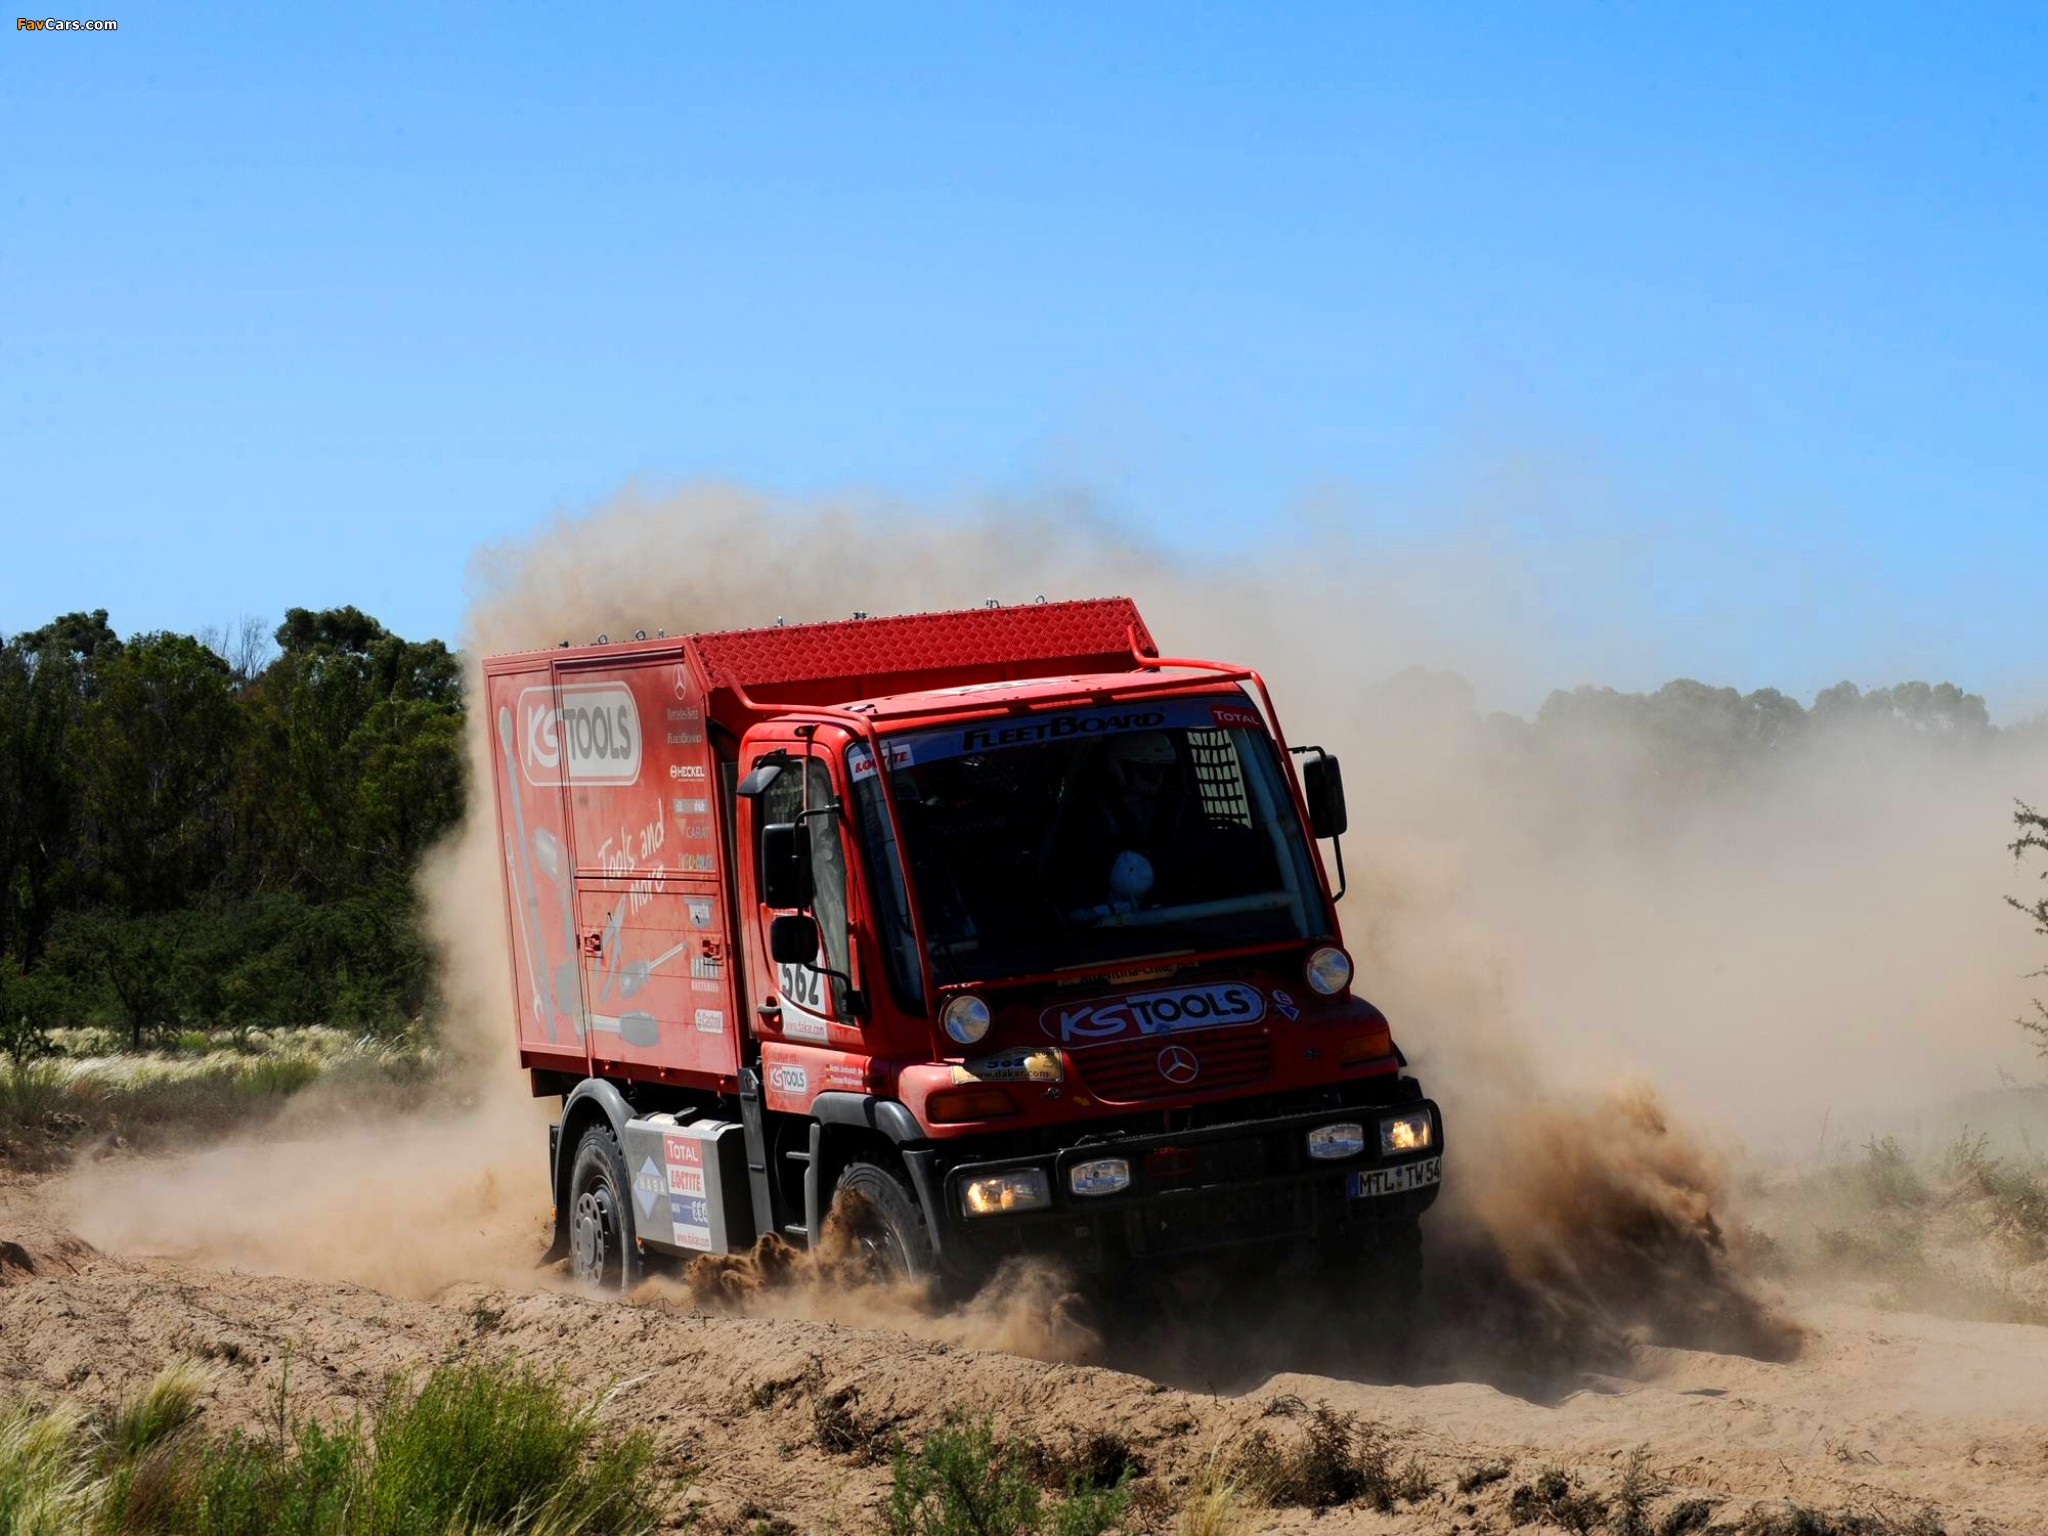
1347, 1157, 1442, 1199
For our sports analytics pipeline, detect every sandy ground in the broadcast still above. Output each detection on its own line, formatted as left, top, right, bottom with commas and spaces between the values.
2, 1172, 2043, 1535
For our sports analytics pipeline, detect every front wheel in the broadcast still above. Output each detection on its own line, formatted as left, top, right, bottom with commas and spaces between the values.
832, 1161, 938, 1287
567, 1123, 638, 1294
1320, 1217, 1423, 1338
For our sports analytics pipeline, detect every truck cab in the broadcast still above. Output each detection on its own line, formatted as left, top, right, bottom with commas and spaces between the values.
484, 599, 1441, 1302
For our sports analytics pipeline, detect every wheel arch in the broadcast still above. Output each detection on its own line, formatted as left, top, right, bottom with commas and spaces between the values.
548, 1079, 634, 1260
807, 1093, 931, 1245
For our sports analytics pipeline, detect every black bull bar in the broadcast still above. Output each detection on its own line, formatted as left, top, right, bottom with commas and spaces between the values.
906, 1098, 1444, 1275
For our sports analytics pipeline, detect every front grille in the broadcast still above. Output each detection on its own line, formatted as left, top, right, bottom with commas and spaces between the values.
1076, 1027, 1271, 1102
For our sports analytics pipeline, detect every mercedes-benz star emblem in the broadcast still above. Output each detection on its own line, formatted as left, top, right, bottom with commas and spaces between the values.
1157, 1044, 1199, 1085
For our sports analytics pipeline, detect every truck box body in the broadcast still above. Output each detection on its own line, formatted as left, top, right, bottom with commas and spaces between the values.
486, 599, 1444, 1285
484, 599, 1168, 1093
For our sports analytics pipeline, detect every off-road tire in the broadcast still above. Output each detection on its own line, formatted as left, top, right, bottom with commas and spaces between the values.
568, 1122, 638, 1294
1319, 1216, 1423, 1336
1364, 1215, 1424, 1322
834, 1160, 938, 1286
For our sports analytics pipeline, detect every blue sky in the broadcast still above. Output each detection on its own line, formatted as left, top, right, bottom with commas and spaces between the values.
6, 4, 2044, 715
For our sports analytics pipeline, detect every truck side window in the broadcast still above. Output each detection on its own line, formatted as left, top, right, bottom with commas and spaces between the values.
759, 759, 853, 1016
849, 770, 925, 1010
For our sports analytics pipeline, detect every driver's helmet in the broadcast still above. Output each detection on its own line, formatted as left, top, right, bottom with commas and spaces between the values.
1106, 732, 1177, 792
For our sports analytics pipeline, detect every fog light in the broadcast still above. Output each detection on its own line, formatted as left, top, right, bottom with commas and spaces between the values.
1308, 1122, 1365, 1160
1068, 1158, 1130, 1196
962, 1168, 1050, 1217
1305, 946, 1352, 996
1380, 1110, 1432, 1155
943, 993, 992, 1045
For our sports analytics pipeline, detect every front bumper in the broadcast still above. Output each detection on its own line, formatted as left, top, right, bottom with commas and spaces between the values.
911, 1098, 1444, 1276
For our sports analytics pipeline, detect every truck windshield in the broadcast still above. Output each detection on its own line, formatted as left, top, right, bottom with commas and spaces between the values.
848, 696, 1327, 988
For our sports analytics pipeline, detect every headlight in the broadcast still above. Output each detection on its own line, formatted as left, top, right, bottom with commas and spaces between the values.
1068, 1157, 1130, 1196
1380, 1109, 1432, 1155
1307, 1122, 1365, 1161
942, 993, 992, 1045
1305, 946, 1352, 996
962, 1168, 1050, 1217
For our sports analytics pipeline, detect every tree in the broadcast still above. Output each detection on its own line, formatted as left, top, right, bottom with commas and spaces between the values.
2013, 802, 2048, 1057
0, 957, 64, 1069
0, 622, 95, 965
78, 633, 242, 916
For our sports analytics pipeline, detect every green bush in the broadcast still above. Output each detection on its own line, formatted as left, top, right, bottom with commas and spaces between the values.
886, 1414, 1129, 1536
0, 1358, 659, 1536
1858, 1136, 1927, 1209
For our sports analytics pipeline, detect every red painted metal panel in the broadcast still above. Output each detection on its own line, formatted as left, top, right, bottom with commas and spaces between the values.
690, 597, 1156, 697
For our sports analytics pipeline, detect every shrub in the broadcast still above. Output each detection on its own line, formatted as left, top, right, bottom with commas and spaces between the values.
1226, 1407, 1430, 1514
1858, 1136, 1926, 1209
1506, 1466, 1607, 1532
359, 1361, 655, 1534
2, 1359, 659, 1536
885, 1414, 1129, 1536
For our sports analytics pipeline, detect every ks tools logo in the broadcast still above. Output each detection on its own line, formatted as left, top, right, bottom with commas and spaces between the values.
516, 683, 642, 787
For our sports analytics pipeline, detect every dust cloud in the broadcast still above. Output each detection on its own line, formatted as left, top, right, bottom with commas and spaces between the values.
64, 482, 2048, 1370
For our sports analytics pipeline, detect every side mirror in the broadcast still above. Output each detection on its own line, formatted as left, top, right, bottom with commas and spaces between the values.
769, 913, 820, 966
1303, 755, 1348, 839
760, 822, 814, 910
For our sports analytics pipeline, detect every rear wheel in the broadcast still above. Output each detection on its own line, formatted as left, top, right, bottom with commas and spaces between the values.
833, 1161, 938, 1286
568, 1123, 638, 1294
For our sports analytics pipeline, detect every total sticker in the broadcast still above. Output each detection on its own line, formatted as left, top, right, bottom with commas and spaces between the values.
663, 1134, 707, 1198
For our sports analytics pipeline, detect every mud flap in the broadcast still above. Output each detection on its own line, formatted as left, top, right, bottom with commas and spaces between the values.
539, 1120, 570, 1265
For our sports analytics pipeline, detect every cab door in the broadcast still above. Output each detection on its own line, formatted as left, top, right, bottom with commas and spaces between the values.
737, 736, 866, 1055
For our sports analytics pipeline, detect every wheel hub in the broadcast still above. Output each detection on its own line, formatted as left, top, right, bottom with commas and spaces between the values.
571, 1186, 614, 1286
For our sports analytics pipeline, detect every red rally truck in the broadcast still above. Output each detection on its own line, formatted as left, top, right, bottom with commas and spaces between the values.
484, 598, 1443, 1299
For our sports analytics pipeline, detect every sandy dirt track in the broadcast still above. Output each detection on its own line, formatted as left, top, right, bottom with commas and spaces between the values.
1, 1206, 2043, 1535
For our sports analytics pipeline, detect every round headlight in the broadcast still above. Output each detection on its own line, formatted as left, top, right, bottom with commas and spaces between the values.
942, 993, 992, 1045
1305, 946, 1352, 997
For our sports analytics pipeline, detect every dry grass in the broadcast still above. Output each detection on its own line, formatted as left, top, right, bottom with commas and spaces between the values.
0, 1030, 431, 1170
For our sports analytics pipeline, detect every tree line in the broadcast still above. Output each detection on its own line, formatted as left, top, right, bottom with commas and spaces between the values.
1, 605, 2041, 1058
0, 608, 463, 1050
